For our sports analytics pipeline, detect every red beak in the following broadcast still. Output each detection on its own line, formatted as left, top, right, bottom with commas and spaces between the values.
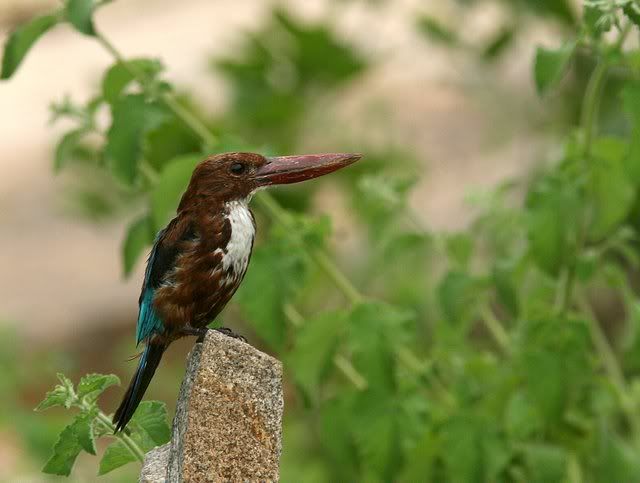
255, 153, 362, 186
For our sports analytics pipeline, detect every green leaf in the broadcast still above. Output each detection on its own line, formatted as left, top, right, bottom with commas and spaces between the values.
584, 5, 612, 37
445, 233, 474, 268
346, 302, 413, 392
623, 3, 640, 29
516, 318, 591, 425
105, 94, 168, 185
144, 117, 201, 169
505, 391, 542, 440
523, 0, 575, 24
98, 440, 137, 475
437, 270, 480, 327
287, 310, 347, 397
151, 154, 201, 229
1, 14, 59, 79
526, 175, 580, 276
65, 0, 99, 36
622, 83, 640, 184
102, 58, 163, 104
54, 129, 88, 173
99, 400, 169, 474
400, 428, 438, 482
416, 15, 458, 45
441, 413, 510, 483
623, 82, 640, 125
355, 173, 415, 234
533, 42, 575, 95
319, 395, 359, 480
122, 214, 155, 276
36, 373, 75, 411
589, 137, 636, 240
236, 246, 290, 350
77, 373, 120, 402
482, 27, 514, 60
593, 424, 640, 481
42, 422, 83, 475
73, 409, 97, 455
492, 262, 519, 317
216, 8, 365, 149
523, 444, 568, 483
351, 393, 399, 480
130, 400, 171, 447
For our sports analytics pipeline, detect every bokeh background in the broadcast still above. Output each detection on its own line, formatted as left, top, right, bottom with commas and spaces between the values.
3, 0, 638, 481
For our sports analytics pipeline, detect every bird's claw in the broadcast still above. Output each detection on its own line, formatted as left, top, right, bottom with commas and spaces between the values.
179, 325, 246, 343
215, 327, 247, 343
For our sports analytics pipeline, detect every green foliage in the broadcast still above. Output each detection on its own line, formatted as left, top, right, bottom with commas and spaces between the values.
416, 15, 458, 46
102, 58, 164, 104
287, 309, 346, 397
0, 14, 60, 79
36, 373, 170, 477
236, 212, 331, 350
122, 214, 155, 276
66, 0, 100, 36
150, 154, 201, 229
589, 137, 635, 239
106, 94, 169, 185
214, 8, 366, 151
9, 0, 640, 480
98, 401, 171, 474
534, 42, 576, 95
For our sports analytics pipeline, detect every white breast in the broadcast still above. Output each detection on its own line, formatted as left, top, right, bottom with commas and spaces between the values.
220, 200, 255, 278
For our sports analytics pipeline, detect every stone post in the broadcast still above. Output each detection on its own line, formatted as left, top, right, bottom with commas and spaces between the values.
139, 330, 284, 482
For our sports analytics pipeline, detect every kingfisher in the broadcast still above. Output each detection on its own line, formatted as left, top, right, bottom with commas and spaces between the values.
113, 151, 361, 431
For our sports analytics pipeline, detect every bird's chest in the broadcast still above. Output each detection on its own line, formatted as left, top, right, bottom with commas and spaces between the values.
217, 200, 255, 281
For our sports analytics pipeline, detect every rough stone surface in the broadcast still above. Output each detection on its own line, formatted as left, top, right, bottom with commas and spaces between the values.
139, 444, 170, 483
139, 330, 284, 482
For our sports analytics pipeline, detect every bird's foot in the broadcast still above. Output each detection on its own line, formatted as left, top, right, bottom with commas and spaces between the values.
214, 326, 247, 343
178, 325, 246, 343
179, 325, 209, 341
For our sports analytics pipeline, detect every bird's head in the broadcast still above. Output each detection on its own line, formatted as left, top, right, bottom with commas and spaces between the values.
179, 152, 361, 209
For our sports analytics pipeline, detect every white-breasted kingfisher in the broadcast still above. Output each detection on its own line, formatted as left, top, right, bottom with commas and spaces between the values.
113, 151, 361, 431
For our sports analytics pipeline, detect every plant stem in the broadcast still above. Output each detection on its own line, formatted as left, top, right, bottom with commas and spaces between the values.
575, 290, 640, 438
333, 354, 368, 390
283, 303, 368, 390
554, 22, 640, 441
75, 392, 145, 462
560, 38, 613, 315
93, 410, 146, 462
256, 193, 364, 304
580, 60, 608, 160
480, 306, 511, 354
95, 32, 217, 148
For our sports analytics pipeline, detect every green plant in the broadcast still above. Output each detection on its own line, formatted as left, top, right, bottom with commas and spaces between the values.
35, 373, 170, 476
5, 0, 640, 480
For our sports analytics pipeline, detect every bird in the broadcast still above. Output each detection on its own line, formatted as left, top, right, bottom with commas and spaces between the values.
113, 151, 361, 431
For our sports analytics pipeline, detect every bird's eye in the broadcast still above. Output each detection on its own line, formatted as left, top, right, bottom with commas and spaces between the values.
230, 163, 246, 175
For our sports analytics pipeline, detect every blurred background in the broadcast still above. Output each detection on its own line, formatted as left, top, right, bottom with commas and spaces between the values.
3, 0, 639, 481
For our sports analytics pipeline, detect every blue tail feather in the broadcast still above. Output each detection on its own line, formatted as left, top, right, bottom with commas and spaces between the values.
113, 340, 166, 432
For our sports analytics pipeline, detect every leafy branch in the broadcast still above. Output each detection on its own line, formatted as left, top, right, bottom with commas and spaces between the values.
35, 373, 170, 476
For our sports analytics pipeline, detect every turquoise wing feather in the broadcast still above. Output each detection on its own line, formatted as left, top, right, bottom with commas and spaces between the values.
135, 229, 168, 346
